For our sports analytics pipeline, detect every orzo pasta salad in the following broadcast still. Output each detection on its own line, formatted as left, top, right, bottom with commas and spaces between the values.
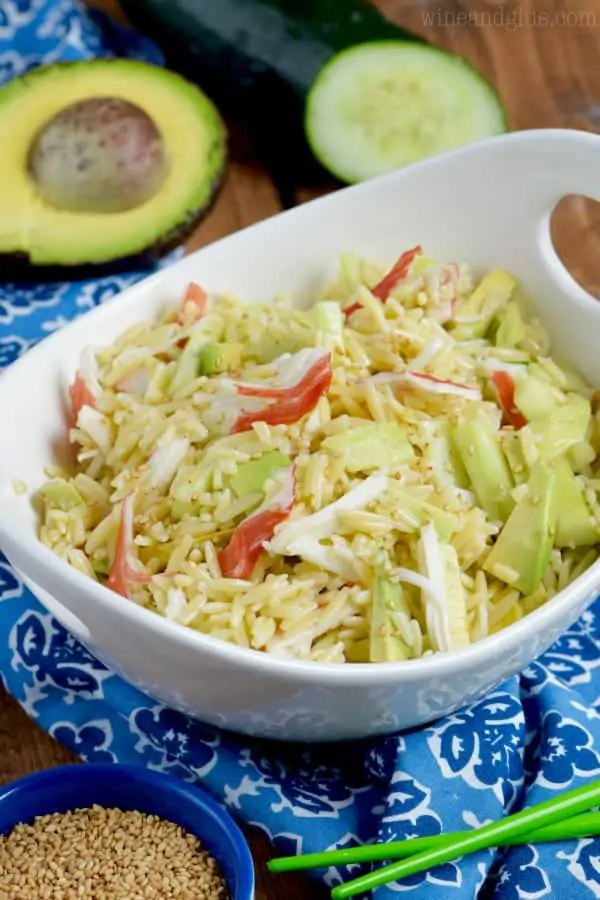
36, 247, 600, 663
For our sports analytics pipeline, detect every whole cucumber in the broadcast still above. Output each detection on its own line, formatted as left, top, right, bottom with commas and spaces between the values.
120, 0, 423, 185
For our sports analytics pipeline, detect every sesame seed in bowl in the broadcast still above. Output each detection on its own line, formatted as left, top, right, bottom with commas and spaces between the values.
1, 806, 228, 899
0, 764, 254, 900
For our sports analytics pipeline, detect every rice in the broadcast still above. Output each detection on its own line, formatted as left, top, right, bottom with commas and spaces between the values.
35, 249, 600, 663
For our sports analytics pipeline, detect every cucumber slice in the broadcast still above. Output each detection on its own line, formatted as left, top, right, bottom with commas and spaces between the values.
305, 41, 507, 183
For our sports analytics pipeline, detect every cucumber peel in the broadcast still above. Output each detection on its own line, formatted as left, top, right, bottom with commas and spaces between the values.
121, 0, 423, 180
369, 575, 411, 663
305, 41, 507, 183
484, 462, 559, 595
322, 421, 414, 473
452, 408, 515, 523
39, 479, 85, 512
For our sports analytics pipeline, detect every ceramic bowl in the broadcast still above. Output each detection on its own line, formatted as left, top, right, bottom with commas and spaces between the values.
1, 128, 600, 742
0, 763, 254, 899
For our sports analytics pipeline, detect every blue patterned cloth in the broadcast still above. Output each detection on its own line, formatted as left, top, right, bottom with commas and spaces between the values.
3, 3, 600, 898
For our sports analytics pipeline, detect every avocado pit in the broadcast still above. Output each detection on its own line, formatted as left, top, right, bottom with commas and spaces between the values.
28, 97, 169, 214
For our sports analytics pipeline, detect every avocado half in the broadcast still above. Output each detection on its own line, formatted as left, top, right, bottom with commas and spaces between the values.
0, 59, 227, 280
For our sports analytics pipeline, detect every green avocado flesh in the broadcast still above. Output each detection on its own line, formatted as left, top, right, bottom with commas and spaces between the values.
370, 575, 411, 663
0, 59, 227, 273
230, 451, 291, 498
484, 462, 559, 596
452, 408, 515, 523
322, 421, 414, 472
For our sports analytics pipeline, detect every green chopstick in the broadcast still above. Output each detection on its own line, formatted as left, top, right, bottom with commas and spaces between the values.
267, 811, 600, 874
331, 779, 600, 899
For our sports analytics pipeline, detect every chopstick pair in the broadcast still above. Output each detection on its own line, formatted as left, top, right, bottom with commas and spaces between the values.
267, 779, 600, 899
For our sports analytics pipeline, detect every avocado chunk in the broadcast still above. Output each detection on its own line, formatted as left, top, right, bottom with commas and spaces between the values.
529, 359, 590, 394
388, 484, 459, 542
39, 479, 85, 511
519, 398, 591, 465
561, 366, 591, 393
452, 408, 515, 522
170, 324, 229, 395
451, 269, 516, 341
338, 252, 361, 294
246, 329, 312, 364
91, 555, 111, 576
568, 441, 597, 473
170, 329, 209, 395
322, 421, 414, 472
0, 60, 226, 276
369, 576, 411, 662
554, 460, 599, 548
230, 451, 291, 498
526, 361, 554, 385
198, 342, 243, 376
169, 459, 216, 519
501, 431, 529, 485
495, 300, 526, 349
513, 374, 558, 421
315, 301, 344, 352
345, 638, 371, 663
483, 461, 559, 595
410, 255, 437, 276
421, 421, 470, 489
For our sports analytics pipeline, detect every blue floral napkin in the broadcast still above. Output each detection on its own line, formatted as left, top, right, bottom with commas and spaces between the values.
3, 3, 600, 898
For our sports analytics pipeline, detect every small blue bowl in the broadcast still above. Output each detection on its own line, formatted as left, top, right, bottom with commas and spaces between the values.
0, 763, 254, 899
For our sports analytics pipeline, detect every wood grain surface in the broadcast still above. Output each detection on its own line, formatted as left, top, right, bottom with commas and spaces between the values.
2, 1, 600, 897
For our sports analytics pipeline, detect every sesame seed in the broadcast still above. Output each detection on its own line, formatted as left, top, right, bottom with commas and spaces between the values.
0, 806, 229, 900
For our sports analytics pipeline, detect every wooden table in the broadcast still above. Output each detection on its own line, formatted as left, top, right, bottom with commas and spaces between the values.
2, 1, 600, 897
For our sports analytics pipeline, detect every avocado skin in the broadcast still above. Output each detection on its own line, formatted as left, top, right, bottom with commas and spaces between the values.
0, 160, 226, 283
0, 59, 228, 282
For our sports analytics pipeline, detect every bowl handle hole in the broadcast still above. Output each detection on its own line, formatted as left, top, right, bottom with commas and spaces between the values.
550, 194, 600, 299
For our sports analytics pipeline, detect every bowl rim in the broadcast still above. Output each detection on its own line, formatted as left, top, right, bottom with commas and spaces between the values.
2, 126, 600, 685
0, 762, 255, 896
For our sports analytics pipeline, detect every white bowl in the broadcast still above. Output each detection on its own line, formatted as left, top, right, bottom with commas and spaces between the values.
2, 128, 600, 743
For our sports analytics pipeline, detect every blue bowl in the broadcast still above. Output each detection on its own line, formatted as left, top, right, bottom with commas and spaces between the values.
0, 763, 254, 899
